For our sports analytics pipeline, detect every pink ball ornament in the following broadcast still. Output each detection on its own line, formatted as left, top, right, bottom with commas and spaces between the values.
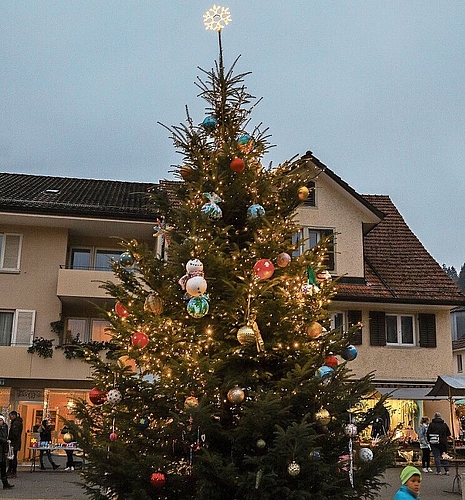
277, 252, 291, 268
253, 259, 275, 280
109, 432, 117, 441
131, 331, 149, 349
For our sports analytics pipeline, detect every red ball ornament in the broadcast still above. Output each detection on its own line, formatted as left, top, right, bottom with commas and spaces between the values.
131, 331, 149, 349
89, 387, 107, 405
230, 157, 245, 173
150, 472, 166, 489
109, 432, 117, 441
324, 354, 339, 369
253, 259, 275, 280
115, 301, 130, 318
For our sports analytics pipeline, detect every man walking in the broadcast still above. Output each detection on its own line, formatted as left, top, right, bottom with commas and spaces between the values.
7, 411, 23, 478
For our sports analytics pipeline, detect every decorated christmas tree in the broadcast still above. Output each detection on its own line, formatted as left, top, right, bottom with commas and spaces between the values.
70, 7, 394, 499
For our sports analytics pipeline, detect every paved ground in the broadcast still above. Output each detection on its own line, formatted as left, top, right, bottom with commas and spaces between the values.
3, 464, 464, 499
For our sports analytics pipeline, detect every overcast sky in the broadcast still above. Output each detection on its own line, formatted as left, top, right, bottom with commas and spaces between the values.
1, 1, 464, 269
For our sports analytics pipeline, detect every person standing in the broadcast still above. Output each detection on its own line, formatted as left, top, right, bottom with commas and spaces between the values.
38, 419, 60, 470
427, 411, 451, 475
7, 410, 23, 478
0, 415, 14, 489
417, 416, 432, 473
393, 465, 422, 499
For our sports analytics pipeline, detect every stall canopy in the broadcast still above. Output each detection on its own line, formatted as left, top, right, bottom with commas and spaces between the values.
376, 387, 440, 400
426, 375, 465, 399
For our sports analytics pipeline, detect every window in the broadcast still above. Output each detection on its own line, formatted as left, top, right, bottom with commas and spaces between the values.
303, 181, 316, 207
292, 227, 335, 271
330, 310, 362, 345
458, 354, 463, 373
386, 314, 414, 345
69, 248, 121, 271
65, 318, 111, 343
0, 310, 35, 346
0, 233, 22, 272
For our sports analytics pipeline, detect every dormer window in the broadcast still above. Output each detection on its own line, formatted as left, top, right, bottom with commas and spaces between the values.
303, 181, 316, 207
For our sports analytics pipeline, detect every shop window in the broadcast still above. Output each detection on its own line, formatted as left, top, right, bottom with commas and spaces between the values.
458, 354, 463, 373
0, 233, 22, 272
0, 309, 35, 346
292, 227, 335, 271
69, 248, 122, 271
386, 314, 414, 345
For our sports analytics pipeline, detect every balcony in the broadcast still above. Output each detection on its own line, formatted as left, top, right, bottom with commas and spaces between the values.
57, 268, 116, 301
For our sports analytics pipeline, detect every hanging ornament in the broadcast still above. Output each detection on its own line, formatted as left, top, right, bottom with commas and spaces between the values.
179, 165, 195, 180
253, 259, 275, 279
342, 345, 358, 361
247, 203, 265, 219
297, 186, 309, 200
187, 296, 210, 318
301, 283, 319, 296
106, 389, 122, 404
287, 461, 301, 477
230, 157, 246, 173
324, 354, 339, 369
310, 450, 320, 459
237, 134, 254, 153
315, 408, 331, 426
150, 472, 166, 489
317, 270, 332, 282
186, 259, 204, 275
144, 293, 164, 315
256, 438, 266, 449
315, 366, 334, 385
358, 448, 374, 462
63, 432, 74, 443
344, 423, 358, 437
136, 416, 150, 430
227, 386, 245, 404
202, 115, 217, 132
186, 276, 208, 297
115, 301, 130, 319
201, 192, 223, 220
184, 393, 199, 409
119, 251, 135, 268
306, 321, 323, 339
237, 325, 256, 345
89, 388, 107, 405
109, 432, 118, 441
277, 252, 291, 268
131, 331, 149, 349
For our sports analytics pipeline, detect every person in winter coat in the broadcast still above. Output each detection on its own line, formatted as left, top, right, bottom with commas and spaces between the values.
0, 415, 14, 490
393, 465, 422, 499
417, 416, 432, 473
38, 419, 60, 470
426, 411, 451, 475
7, 410, 23, 477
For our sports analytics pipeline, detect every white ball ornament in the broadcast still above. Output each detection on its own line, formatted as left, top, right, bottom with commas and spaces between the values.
287, 461, 301, 476
344, 423, 358, 437
106, 389, 122, 404
185, 276, 207, 297
186, 259, 203, 274
358, 447, 373, 462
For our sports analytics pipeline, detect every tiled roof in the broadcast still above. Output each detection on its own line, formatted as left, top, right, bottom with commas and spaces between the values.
0, 172, 157, 221
336, 195, 465, 306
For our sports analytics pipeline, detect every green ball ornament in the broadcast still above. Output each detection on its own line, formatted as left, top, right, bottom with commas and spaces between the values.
187, 296, 209, 318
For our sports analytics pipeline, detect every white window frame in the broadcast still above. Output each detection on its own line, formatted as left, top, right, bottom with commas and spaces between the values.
0, 233, 22, 272
386, 313, 416, 346
0, 309, 35, 346
331, 311, 345, 333
68, 247, 122, 271
292, 227, 335, 271
65, 317, 111, 343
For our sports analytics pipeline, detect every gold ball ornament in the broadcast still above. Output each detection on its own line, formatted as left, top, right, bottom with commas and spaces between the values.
237, 326, 256, 345
288, 461, 301, 476
63, 432, 74, 443
297, 186, 309, 200
184, 394, 199, 409
144, 293, 164, 315
315, 408, 331, 426
227, 386, 245, 404
306, 321, 323, 339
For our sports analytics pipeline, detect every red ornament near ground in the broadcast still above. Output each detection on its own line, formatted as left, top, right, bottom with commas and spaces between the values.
150, 472, 166, 488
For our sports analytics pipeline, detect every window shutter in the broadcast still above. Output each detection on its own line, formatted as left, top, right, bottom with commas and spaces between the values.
303, 181, 316, 207
369, 311, 386, 346
348, 310, 363, 345
2, 234, 22, 270
12, 310, 35, 346
419, 313, 436, 348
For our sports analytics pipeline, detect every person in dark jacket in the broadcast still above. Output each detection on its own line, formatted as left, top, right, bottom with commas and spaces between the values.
0, 415, 14, 489
38, 419, 60, 470
7, 411, 23, 477
426, 411, 451, 475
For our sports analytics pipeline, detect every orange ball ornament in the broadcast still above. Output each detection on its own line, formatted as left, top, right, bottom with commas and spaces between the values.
230, 157, 246, 173
253, 259, 275, 280
306, 321, 323, 339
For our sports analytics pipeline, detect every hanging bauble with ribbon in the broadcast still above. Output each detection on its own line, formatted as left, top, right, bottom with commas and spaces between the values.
201, 192, 223, 220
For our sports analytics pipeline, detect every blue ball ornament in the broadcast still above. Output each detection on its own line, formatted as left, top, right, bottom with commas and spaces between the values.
187, 296, 210, 318
136, 416, 150, 430
247, 204, 265, 219
238, 134, 253, 153
315, 365, 334, 385
119, 251, 135, 268
202, 116, 217, 132
342, 345, 358, 361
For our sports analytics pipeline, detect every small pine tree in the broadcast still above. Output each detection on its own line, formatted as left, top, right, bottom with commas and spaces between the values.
70, 16, 394, 500
458, 264, 465, 293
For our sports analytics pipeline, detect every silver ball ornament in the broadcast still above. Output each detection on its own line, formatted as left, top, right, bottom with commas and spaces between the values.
287, 461, 301, 476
